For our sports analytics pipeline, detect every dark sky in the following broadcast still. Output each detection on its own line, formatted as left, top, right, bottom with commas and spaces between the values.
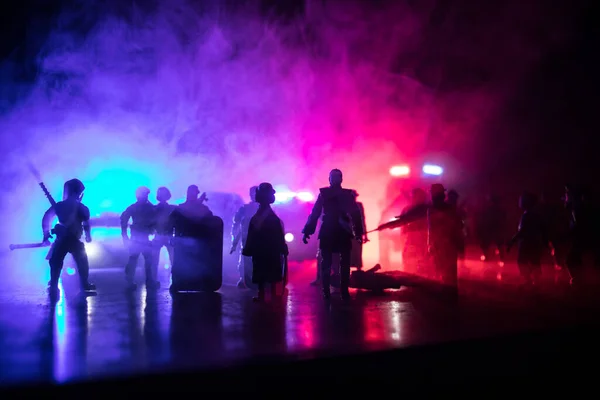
1, 0, 598, 195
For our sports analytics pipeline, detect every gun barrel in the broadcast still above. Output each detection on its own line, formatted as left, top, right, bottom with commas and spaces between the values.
9, 242, 50, 251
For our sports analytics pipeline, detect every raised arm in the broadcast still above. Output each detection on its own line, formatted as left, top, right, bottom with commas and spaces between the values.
395, 205, 428, 225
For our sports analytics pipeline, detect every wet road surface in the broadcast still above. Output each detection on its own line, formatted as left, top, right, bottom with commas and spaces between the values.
1, 250, 599, 387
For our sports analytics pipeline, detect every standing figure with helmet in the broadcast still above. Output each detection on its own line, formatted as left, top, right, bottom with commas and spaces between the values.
302, 169, 364, 300
42, 178, 96, 298
121, 186, 159, 291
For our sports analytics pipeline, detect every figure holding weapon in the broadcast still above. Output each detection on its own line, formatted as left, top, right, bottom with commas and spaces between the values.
302, 169, 364, 300
42, 178, 96, 298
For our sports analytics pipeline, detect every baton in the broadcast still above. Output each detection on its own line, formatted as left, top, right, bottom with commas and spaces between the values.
9, 242, 51, 251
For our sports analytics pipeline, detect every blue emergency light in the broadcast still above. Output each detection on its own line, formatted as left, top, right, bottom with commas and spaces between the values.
422, 164, 443, 176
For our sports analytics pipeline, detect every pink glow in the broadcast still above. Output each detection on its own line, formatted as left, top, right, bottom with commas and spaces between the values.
0, 1, 573, 272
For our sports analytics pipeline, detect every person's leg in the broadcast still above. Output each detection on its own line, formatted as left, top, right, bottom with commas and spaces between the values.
495, 236, 505, 262
311, 249, 322, 285
253, 282, 265, 302
166, 242, 175, 267
150, 238, 163, 285
517, 248, 533, 285
480, 236, 490, 261
71, 240, 95, 291
320, 250, 333, 299
48, 240, 69, 296
143, 242, 159, 289
566, 244, 583, 287
339, 248, 351, 300
125, 241, 141, 290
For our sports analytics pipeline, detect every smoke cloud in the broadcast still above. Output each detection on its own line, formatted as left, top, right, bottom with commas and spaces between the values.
0, 0, 574, 264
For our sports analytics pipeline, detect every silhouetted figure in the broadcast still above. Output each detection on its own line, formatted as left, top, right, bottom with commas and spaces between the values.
302, 169, 363, 300
507, 192, 550, 286
537, 191, 569, 270
230, 186, 259, 288
178, 185, 212, 221
242, 183, 288, 302
121, 186, 158, 291
427, 184, 462, 295
350, 190, 368, 270
399, 188, 429, 274
447, 189, 467, 260
476, 194, 507, 262
42, 179, 96, 298
152, 187, 176, 281
564, 186, 597, 287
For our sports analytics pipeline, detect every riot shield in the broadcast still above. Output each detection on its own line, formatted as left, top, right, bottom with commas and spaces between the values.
171, 216, 224, 293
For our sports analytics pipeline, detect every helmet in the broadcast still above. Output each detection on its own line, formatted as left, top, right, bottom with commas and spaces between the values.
157, 186, 172, 202
135, 186, 151, 200
64, 179, 85, 199
256, 182, 276, 204
187, 185, 200, 198
249, 186, 258, 202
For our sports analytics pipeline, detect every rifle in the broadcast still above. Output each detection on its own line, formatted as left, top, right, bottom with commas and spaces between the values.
27, 161, 69, 238
367, 205, 430, 234
27, 162, 57, 207
24, 162, 63, 254
9, 242, 51, 251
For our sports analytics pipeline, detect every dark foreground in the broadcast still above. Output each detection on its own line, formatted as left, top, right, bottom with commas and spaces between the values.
1, 255, 600, 394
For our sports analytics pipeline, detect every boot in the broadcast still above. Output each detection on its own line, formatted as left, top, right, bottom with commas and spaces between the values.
270, 284, 278, 299
82, 282, 96, 292
340, 287, 350, 301
253, 289, 265, 302
340, 267, 350, 300
47, 283, 60, 300
322, 275, 331, 299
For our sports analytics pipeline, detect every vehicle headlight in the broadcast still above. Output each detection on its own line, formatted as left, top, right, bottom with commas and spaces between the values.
85, 242, 101, 258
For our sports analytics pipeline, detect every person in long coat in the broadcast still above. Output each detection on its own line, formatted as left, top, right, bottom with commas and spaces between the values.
242, 183, 289, 302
